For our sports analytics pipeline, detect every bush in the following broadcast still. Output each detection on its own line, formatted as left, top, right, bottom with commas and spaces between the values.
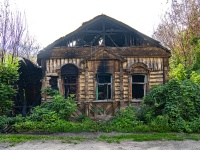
188, 117, 200, 133
0, 55, 19, 116
149, 115, 171, 132
27, 106, 60, 123
49, 94, 77, 120
142, 75, 200, 132
26, 89, 77, 123
105, 106, 143, 132
0, 116, 14, 128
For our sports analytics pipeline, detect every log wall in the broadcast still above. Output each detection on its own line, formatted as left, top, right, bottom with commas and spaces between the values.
42, 55, 169, 119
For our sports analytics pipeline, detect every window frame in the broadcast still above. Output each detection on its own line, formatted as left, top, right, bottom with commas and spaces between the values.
63, 75, 78, 98
61, 64, 78, 99
96, 73, 112, 101
131, 74, 147, 100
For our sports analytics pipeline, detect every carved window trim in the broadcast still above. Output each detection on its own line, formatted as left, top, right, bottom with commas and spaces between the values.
130, 62, 149, 100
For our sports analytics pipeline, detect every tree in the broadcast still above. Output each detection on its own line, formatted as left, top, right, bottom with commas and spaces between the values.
18, 33, 40, 62
153, 0, 200, 68
0, 55, 18, 116
0, 0, 40, 63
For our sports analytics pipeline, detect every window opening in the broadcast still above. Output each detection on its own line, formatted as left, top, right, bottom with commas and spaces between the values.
63, 75, 77, 98
49, 76, 58, 90
132, 75, 146, 99
96, 74, 112, 100
61, 64, 78, 98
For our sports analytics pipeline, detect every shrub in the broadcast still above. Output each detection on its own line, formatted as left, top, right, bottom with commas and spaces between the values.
149, 115, 171, 132
27, 106, 60, 123
106, 106, 143, 132
49, 94, 77, 120
0, 116, 14, 128
27, 89, 77, 122
142, 77, 200, 132
0, 55, 19, 116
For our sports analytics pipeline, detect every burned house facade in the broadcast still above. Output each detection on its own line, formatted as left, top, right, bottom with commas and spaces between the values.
37, 15, 170, 118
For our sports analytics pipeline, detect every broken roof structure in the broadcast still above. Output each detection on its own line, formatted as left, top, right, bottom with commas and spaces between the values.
37, 14, 170, 63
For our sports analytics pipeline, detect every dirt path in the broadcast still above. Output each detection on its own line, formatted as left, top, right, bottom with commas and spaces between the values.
0, 133, 200, 150
1, 140, 200, 150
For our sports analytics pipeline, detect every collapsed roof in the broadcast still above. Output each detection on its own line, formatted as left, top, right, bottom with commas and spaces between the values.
37, 14, 170, 64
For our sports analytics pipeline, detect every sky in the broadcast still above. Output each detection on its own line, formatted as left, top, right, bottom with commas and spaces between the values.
6, 0, 170, 49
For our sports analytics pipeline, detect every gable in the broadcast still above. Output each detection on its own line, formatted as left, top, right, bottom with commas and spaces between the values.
83, 48, 126, 62
42, 15, 163, 50
37, 15, 170, 65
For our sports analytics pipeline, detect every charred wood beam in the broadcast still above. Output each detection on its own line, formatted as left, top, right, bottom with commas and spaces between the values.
125, 34, 128, 46
102, 23, 105, 46
80, 30, 102, 33
79, 29, 128, 33
105, 29, 129, 33
90, 35, 101, 44
107, 35, 119, 47
130, 35, 133, 46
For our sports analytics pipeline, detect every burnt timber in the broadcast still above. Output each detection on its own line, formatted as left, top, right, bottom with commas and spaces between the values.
37, 14, 170, 120
14, 58, 42, 116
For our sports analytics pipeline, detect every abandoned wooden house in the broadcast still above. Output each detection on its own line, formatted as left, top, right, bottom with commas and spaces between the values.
37, 14, 170, 119
15, 58, 42, 116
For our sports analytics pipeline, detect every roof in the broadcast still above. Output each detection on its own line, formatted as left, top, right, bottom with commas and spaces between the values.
37, 14, 170, 64
48, 46, 170, 58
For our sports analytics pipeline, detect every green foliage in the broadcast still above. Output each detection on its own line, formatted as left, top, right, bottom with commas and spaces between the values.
143, 75, 200, 132
106, 106, 142, 132
50, 94, 77, 120
0, 55, 19, 116
0, 116, 14, 128
15, 106, 147, 133
41, 87, 59, 96
149, 115, 171, 132
98, 133, 200, 143
191, 38, 200, 71
28, 89, 77, 122
190, 71, 200, 84
27, 106, 60, 123
0, 133, 199, 145
0, 134, 90, 145
169, 63, 187, 80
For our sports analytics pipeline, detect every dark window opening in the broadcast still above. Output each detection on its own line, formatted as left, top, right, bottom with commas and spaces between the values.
132, 75, 146, 99
63, 76, 77, 98
96, 74, 112, 100
132, 75, 145, 82
49, 76, 58, 90
61, 64, 78, 98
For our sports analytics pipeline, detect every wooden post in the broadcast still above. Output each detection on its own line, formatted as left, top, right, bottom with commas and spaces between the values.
94, 103, 97, 119
85, 61, 88, 101
120, 62, 123, 100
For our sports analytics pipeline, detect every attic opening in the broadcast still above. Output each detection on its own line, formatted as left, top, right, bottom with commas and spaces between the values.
132, 75, 146, 99
96, 74, 112, 100
61, 64, 78, 98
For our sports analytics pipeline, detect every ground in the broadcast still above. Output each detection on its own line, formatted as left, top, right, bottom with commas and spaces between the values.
0, 132, 200, 150
1, 140, 200, 150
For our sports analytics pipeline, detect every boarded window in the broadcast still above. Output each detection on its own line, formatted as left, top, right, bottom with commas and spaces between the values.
96, 74, 112, 100
132, 75, 146, 99
61, 64, 78, 98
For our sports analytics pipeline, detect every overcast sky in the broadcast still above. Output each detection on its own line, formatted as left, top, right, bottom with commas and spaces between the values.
6, 0, 170, 48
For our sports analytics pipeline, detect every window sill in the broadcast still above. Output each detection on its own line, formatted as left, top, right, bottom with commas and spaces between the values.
131, 99, 142, 102
93, 100, 113, 103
